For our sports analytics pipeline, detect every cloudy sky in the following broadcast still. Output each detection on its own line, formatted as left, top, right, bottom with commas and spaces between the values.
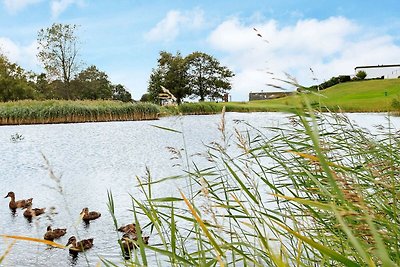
1, 0, 400, 101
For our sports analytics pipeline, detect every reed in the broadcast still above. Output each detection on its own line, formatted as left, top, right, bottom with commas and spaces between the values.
0, 100, 160, 125
111, 101, 400, 266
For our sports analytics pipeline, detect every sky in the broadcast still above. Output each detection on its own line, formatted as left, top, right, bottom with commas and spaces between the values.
1, 0, 400, 101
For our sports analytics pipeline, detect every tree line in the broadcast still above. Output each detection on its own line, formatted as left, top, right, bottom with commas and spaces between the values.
1, 23, 234, 104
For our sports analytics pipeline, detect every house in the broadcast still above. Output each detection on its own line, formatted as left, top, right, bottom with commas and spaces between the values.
249, 91, 293, 101
355, 64, 400, 79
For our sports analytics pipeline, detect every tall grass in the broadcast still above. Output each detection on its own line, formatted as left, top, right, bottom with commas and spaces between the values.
0, 100, 160, 125
108, 103, 400, 266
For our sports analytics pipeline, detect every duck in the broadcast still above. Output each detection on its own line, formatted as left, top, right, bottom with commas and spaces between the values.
23, 207, 45, 218
118, 223, 136, 233
66, 236, 94, 252
4, 191, 33, 209
120, 232, 149, 251
80, 207, 101, 221
44, 226, 67, 241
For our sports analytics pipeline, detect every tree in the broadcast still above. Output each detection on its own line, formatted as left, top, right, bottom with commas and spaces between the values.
73, 65, 112, 100
112, 84, 132, 102
37, 23, 82, 98
147, 51, 189, 104
0, 53, 36, 101
356, 70, 367, 80
185, 52, 234, 101
140, 93, 151, 102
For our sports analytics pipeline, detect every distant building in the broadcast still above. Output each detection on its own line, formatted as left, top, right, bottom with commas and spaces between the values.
355, 64, 400, 79
249, 91, 293, 101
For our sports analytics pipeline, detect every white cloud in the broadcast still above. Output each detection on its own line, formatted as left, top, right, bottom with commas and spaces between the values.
145, 8, 205, 42
208, 16, 400, 101
51, 0, 84, 18
0, 37, 40, 71
3, 0, 42, 13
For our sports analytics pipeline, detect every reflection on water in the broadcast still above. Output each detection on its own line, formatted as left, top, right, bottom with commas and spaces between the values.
0, 112, 399, 266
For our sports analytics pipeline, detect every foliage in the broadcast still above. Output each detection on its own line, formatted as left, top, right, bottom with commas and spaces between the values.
186, 51, 234, 101
140, 93, 151, 102
356, 70, 367, 80
112, 84, 132, 102
72, 65, 113, 100
306, 75, 351, 91
0, 53, 36, 101
148, 51, 189, 104
37, 23, 82, 98
147, 51, 234, 103
0, 100, 159, 124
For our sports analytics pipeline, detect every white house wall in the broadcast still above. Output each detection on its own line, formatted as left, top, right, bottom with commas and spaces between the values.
356, 66, 400, 79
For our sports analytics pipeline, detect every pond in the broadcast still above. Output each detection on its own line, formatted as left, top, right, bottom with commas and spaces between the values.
0, 112, 399, 266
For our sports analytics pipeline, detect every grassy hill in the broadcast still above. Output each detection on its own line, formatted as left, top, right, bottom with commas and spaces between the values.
268, 78, 400, 112
210, 78, 400, 113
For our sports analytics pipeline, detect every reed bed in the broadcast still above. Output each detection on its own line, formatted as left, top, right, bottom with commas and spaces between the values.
108, 103, 400, 266
0, 100, 160, 125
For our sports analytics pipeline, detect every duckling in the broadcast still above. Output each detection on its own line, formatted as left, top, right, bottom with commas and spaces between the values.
23, 207, 45, 218
66, 236, 94, 252
120, 232, 149, 251
80, 207, 101, 221
118, 223, 136, 233
44, 226, 67, 241
4, 191, 33, 209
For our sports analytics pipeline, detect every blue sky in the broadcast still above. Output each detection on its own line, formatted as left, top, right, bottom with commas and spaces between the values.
1, 0, 400, 101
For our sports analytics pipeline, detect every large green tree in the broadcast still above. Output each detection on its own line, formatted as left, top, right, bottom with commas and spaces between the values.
0, 53, 36, 101
186, 51, 234, 101
72, 65, 113, 100
147, 51, 189, 104
112, 84, 132, 102
147, 51, 234, 103
37, 23, 82, 98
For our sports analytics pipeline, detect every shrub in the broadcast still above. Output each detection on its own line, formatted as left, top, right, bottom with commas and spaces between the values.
356, 70, 367, 80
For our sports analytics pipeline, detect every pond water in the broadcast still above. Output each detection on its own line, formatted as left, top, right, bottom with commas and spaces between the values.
0, 112, 399, 266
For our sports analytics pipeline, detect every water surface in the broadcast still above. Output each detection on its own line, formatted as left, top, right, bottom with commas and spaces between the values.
0, 112, 398, 266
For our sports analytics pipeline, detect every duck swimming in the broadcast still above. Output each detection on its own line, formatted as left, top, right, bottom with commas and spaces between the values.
66, 236, 94, 252
44, 226, 67, 241
120, 231, 149, 251
23, 207, 45, 218
80, 207, 101, 221
4, 191, 32, 209
118, 223, 136, 233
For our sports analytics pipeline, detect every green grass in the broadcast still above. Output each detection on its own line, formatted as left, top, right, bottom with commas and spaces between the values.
160, 79, 400, 115
267, 79, 400, 112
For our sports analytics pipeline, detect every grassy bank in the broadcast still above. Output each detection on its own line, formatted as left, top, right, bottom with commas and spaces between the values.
0, 100, 160, 125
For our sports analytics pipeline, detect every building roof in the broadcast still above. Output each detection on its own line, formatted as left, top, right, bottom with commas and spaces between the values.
355, 64, 400, 70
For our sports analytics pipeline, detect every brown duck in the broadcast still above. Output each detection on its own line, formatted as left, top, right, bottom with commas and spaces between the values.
4, 191, 32, 209
44, 226, 67, 241
120, 232, 149, 251
66, 236, 94, 252
118, 223, 136, 233
23, 207, 45, 218
80, 207, 101, 221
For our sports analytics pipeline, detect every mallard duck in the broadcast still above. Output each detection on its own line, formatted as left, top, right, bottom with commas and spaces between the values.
118, 223, 136, 233
23, 207, 45, 218
80, 208, 101, 221
4, 191, 32, 209
44, 226, 67, 241
66, 236, 93, 252
120, 232, 149, 251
